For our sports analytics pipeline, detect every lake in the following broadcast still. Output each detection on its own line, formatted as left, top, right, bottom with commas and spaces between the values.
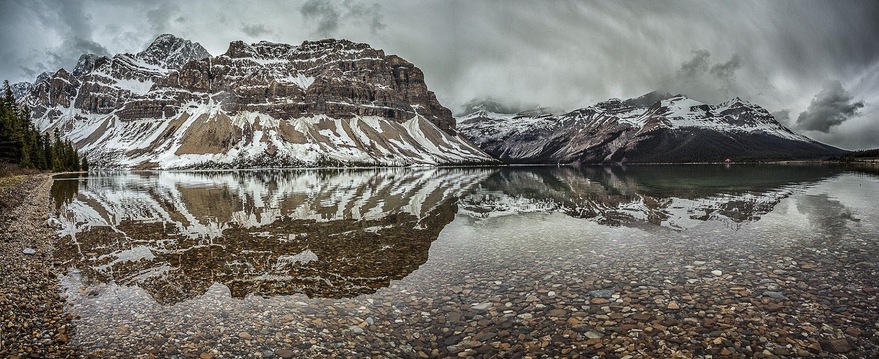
50, 165, 879, 357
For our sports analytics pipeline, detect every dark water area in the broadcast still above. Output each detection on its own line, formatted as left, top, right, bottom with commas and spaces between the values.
50, 164, 879, 357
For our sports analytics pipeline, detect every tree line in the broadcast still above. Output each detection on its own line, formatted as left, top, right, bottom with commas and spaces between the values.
0, 80, 87, 172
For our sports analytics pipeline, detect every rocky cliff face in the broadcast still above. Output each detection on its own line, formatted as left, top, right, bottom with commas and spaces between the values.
458, 91, 847, 164
19, 34, 489, 169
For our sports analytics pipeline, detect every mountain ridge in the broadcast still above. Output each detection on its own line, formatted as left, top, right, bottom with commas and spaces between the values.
458, 92, 847, 164
16, 34, 493, 169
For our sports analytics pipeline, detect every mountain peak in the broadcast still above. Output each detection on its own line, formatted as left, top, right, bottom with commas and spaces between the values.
137, 34, 211, 69
624, 90, 674, 107
72, 53, 101, 77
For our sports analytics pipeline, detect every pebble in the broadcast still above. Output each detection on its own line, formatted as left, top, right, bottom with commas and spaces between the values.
470, 302, 492, 311
587, 289, 615, 298
274, 348, 295, 358
762, 291, 789, 301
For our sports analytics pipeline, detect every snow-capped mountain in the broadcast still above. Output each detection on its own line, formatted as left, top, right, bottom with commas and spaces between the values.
19, 34, 493, 169
458, 91, 847, 164
9, 81, 30, 100
52, 168, 492, 303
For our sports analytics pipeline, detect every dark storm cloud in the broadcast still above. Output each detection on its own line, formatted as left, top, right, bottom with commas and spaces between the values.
796, 81, 865, 133
11, 0, 111, 76
679, 50, 711, 79
710, 54, 743, 81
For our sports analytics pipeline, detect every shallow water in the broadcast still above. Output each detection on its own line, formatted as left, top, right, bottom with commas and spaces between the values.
51, 165, 879, 357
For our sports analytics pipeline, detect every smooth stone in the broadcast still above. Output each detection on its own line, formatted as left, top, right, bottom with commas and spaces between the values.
587, 289, 615, 298
820, 339, 852, 353
471, 303, 492, 311
349, 325, 364, 334
274, 349, 295, 358
711, 270, 723, 276
22, 248, 36, 255
762, 291, 789, 300
584, 330, 604, 339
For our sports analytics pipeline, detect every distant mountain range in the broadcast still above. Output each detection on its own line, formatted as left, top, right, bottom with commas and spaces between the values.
11, 34, 847, 168
14, 34, 493, 169
458, 91, 847, 164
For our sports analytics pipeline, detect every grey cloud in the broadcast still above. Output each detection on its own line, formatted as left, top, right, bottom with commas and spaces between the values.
146, 2, 179, 34
679, 50, 711, 79
342, 1, 386, 34
796, 81, 865, 133
300, 0, 384, 36
241, 24, 271, 37
710, 54, 743, 81
300, 0, 341, 36
771, 109, 791, 125
19, 1, 110, 75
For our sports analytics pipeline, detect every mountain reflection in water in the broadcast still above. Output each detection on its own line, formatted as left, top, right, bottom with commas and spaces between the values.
52, 169, 490, 304
51, 165, 863, 304
460, 165, 844, 230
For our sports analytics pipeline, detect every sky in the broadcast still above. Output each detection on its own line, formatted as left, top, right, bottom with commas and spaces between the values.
0, 0, 877, 150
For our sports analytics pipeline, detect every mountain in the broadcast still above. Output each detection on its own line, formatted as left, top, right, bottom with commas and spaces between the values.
458, 92, 847, 164
18, 34, 492, 169
9, 81, 30, 100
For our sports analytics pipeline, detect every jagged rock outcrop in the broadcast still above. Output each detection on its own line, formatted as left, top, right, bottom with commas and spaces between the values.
19, 34, 490, 169
458, 91, 847, 164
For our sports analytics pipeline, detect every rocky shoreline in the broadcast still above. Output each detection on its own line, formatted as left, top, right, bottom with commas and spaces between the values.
0, 174, 76, 358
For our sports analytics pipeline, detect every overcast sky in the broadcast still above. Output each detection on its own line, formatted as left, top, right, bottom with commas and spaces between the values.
1, 0, 877, 149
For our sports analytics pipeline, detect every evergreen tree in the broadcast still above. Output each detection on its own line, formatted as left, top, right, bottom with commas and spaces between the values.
51, 129, 63, 171
30, 126, 47, 169
0, 79, 87, 172
0, 81, 18, 163
42, 132, 52, 169
81, 155, 89, 172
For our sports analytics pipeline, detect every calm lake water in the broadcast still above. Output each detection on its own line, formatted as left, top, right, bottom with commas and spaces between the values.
50, 165, 879, 358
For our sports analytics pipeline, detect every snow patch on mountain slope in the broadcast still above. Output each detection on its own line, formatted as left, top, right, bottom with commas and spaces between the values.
41, 100, 491, 169
278, 74, 315, 89
113, 78, 155, 95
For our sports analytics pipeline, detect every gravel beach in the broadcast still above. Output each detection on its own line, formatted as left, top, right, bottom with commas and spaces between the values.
0, 175, 76, 358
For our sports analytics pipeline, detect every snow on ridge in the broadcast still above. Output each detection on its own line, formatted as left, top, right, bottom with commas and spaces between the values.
71, 101, 491, 169
278, 74, 315, 90
113, 78, 154, 95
